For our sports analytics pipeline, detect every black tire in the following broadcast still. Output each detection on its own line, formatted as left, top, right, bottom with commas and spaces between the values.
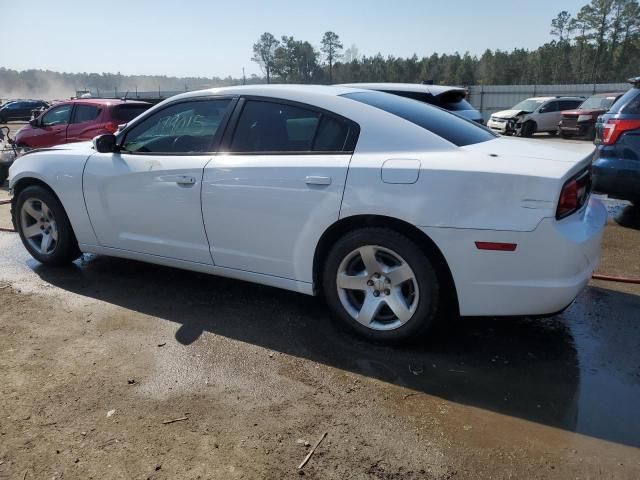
560, 132, 571, 139
322, 227, 440, 343
15, 185, 81, 266
520, 121, 536, 137
585, 125, 596, 141
548, 130, 557, 136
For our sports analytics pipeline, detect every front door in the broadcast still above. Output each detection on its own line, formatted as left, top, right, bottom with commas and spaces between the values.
83, 97, 235, 264
34, 104, 73, 147
202, 98, 357, 282
536, 100, 560, 131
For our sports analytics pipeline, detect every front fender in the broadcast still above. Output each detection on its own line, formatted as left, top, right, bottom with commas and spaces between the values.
9, 149, 98, 245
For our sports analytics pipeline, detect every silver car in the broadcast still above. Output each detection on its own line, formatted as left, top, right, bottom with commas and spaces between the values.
487, 96, 584, 137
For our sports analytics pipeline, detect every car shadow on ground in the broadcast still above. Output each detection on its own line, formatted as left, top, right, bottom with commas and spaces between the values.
33, 255, 640, 448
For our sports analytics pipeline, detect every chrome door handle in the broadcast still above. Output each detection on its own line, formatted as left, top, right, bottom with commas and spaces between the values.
175, 175, 196, 185
305, 176, 331, 186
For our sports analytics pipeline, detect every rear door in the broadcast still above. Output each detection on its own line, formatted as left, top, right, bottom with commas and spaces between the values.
202, 98, 359, 282
83, 97, 235, 264
66, 104, 102, 143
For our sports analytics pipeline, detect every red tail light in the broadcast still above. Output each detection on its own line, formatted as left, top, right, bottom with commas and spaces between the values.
556, 169, 591, 219
103, 121, 119, 134
601, 119, 640, 145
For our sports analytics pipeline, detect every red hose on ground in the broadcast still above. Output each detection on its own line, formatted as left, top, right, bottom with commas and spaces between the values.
0, 199, 10, 205
592, 273, 640, 284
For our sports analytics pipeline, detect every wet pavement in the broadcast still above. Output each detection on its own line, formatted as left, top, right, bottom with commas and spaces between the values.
1, 202, 639, 448
1, 149, 639, 477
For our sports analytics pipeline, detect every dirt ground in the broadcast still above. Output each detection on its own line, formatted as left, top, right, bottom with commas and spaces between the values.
1, 132, 639, 479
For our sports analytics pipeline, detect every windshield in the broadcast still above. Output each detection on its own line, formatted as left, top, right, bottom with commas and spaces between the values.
343, 91, 496, 147
511, 99, 544, 113
579, 96, 617, 110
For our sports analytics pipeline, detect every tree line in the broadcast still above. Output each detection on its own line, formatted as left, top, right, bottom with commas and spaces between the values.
1, 0, 639, 101
252, 0, 640, 85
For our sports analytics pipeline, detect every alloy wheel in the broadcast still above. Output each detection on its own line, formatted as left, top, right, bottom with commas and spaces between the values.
20, 197, 58, 255
336, 245, 419, 331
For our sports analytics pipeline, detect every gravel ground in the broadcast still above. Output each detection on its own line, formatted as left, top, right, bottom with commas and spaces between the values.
0, 131, 639, 479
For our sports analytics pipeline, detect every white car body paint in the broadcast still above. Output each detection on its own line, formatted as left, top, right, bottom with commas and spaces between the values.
8, 85, 606, 317
83, 152, 214, 264
201, 153, 351, 281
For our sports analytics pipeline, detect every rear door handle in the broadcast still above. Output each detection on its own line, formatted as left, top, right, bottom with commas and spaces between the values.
175, 175, 196, 185
305, 175, 331, 186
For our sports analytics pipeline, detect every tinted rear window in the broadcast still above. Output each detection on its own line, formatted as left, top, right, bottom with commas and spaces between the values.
111, 104, 151, 122
73, 104, 101, 123
608, 88, 640, 114
343, 91, 496, 146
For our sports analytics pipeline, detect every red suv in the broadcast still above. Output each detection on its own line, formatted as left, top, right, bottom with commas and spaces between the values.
15, 99, 151, 150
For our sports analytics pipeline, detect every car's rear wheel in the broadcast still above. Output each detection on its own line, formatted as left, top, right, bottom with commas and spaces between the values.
322, 228, 440, 343
15, 185, 81, 265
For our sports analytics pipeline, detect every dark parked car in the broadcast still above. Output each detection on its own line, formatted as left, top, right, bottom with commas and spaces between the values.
339, 83, 485, 124
593, 77, 640, 204
0, 100, 49, 123
15, 99, 151, 150
559, 92, 625, 140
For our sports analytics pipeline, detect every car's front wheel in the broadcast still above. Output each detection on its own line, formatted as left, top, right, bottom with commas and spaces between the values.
322, 228, 440, 343
520, 121, 536, 137
15, 185, 81, 265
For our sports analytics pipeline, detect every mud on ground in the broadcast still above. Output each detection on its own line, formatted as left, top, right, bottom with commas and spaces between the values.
0, 165, 639, 480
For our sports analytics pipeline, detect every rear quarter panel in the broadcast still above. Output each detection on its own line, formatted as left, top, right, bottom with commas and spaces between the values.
340, 149, 570, 232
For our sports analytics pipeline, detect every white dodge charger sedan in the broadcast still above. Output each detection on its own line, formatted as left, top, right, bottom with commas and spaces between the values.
8, 85, 606, 342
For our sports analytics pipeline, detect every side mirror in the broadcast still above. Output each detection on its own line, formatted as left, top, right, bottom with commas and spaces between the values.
29, 118, 39, 127
93, 134, 118, 153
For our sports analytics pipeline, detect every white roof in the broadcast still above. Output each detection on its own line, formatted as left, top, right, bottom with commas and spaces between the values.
171, 84, 365, 102
129, 84, 459, 154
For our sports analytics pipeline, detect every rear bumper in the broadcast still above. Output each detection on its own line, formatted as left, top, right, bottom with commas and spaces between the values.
421, 198, 607, 316
592, 156, 640, 201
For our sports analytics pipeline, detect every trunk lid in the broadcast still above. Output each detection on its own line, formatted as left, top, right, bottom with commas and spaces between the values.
462, 136, 594, 181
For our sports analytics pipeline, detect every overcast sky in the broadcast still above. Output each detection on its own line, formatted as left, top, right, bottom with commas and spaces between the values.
1, 0, 587, 78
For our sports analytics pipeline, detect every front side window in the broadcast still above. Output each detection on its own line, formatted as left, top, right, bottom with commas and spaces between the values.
122, 99, 232, 154
72, 105, 101, 123
230, 100, 354, 153
539, 101, 558, 113
41, 105, 72, 126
